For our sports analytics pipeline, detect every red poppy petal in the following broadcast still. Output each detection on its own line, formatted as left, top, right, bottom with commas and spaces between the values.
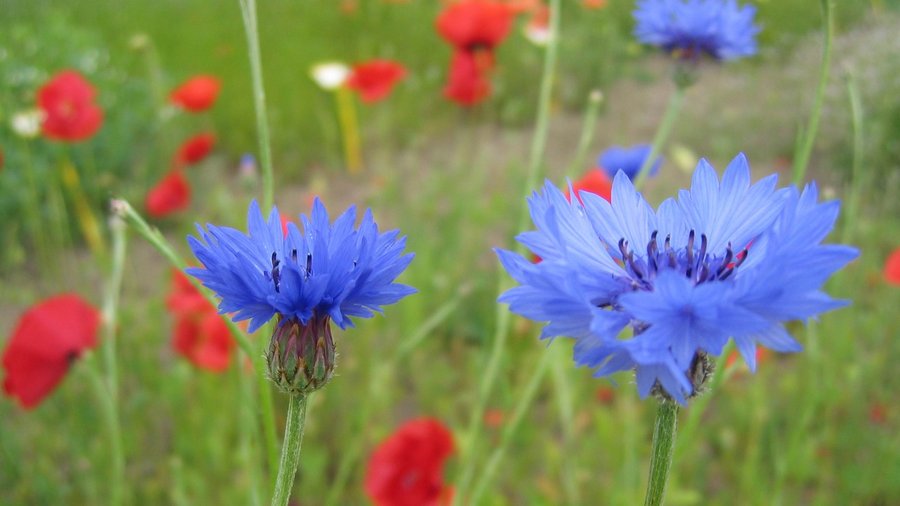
146, 170, 191, 218
170, 75, 221, 112
37, 70, 104, 142
174, 132, 216, 166
884, 247, 900, 285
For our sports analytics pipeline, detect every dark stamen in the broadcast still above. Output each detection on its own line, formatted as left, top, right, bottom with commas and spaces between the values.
647, 231, 659, 273
686, 230, 695, 278
271, 252, 281, 292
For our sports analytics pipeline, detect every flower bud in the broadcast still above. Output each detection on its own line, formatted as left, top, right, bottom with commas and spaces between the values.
266, 315, 335, 396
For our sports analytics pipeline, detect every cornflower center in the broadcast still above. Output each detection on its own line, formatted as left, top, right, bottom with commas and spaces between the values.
617, 230, 749, 291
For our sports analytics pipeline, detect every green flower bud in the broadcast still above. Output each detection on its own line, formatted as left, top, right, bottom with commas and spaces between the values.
266, 315, 335, 396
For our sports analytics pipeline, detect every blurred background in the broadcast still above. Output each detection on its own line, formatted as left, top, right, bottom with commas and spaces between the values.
2, 0, 900, 504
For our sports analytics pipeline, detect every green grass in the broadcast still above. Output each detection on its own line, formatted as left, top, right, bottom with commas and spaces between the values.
2, 1, 899, 505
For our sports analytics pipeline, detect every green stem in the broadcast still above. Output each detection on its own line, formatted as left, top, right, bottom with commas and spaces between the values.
258, 321, 280, 487
565, 90, 605, 177
674, 347, 731, 454
550, 345, 580, 505
791, 0, 834, 185
633, 87, 685, 190
840, 71, 864, 246
469, 351, 552, 505
238, 0, 276, 210
643, 401, 679, 506
271, 394, 310, 506
81, 357, 125, 506
453, 0, 560, 502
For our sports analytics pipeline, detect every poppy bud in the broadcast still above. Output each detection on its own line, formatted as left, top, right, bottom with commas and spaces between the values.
266, 315, 335, 396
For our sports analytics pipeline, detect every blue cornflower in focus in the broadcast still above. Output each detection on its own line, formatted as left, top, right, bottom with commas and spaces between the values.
634, 0, 760, 62
187, 199, 415, 395
496, 154, 857, 404
598, 144, 663, 181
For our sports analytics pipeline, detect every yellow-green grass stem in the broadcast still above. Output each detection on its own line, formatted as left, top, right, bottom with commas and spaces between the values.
336, 87, 363, 173
565, 89, 605, 177
271, 394, 310, 506
840, 71, 864, 246
453, 0, 561, 502
791, 0, 834, 185
60, 158, 107, 263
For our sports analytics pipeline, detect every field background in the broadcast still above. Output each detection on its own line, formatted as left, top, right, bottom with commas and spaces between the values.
2, 1, 900, 505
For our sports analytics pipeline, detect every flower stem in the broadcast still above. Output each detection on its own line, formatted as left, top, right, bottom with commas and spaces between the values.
469, 350, 552, 505
82, 357, 125, 506
791, 0, 834, 185
840, 70, 864, 246
238, 0, 276, 210
335, 87, 363, 173
453, 0, 560, 503
97, 215, 128, 506
565, 90, 604, 177
271, 394, 310, 506
633, 86, 685, 191
643, 401, 679, 506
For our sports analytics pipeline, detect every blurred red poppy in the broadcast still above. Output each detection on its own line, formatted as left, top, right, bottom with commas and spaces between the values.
581, 0, 607, 8
146, 170, 191, 218
436, 1, 514, 51
37, 70, 104, 142
595, 385, 615, 405
167, 271, 234, 372
365, 417, 455, 506
175, 132, 216, 166
884, 247, 900, 285
444, 50, 492, 105
567, 169, 612, 203
170, 75, 221, 112
2, 294, 100, 409
436, 0, 514, 106
346, 60, 408, 103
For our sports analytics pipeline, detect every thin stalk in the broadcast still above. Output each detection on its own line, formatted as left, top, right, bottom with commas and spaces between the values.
840, 71, 864, 246
643, 401, 679, 506
98, 216, 128, 506
112, 199, 255, 358
452, 0, 560, 502
237, 362, 264, 506
20, 140, 54, 271
81, 356, 125, 506
633, 87, 685, 190
674, 348, 732, 455
335, 87, 363, 173
271, 394, 310, 506
551, 345, 580, 505
565, 90, 605, 177
791, 0, 834, 185
60, 158, 107, 262
469, 350, 553, 505
238, 0, 276, 210
258, 323, 280, 487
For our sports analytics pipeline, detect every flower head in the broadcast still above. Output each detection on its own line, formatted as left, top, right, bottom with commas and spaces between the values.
633, 0, 759, 61
167, 271, 234, 372
2, 294, 100, 409
175, 132, 216, 167
146, 170, 191, 218
310, 62, 351, 91
598, 144, 662, 181
365, 417, 455, 506
37, 70, 104, 142
497, 154, 857, 404
10, 109, 44, 139
170, 75, 221, 112
346, 59, 408, 103
444, 51, 492, 106
187, 199, 414, 394
884, 247, 900, 285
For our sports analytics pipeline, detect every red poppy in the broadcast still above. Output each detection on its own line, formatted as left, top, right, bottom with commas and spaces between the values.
444, 50, 492, 106
167, 271, 234, 372
170, 75, 221, 112
37, 70, 104, 142
725, 347, 770, 371
869, 403, 887, 425
581, 0, 607, 8
484, 408, 505, 428
146, 170, 191, 218
595, 385, 615, 405
365, 417, 455, 506
346, 60, 408, 103
436, 1, 514, 51
2, 294, 100, 409
174, 132, 216, 166
884, 247, 900, 285
567, 169, 612, 203
436, 0, 514, 106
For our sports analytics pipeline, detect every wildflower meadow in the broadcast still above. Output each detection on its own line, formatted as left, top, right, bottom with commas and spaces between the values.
2, 1, 900, 505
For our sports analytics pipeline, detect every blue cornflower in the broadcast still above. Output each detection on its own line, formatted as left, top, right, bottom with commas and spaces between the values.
598, 144, 662, 181
634, 0, 760, 61
496, 154, 857, 404
187, 199, 415, 394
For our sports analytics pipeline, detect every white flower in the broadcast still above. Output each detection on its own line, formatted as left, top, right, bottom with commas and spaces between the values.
10, 109, 44, 139
310, 62, 350, 90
